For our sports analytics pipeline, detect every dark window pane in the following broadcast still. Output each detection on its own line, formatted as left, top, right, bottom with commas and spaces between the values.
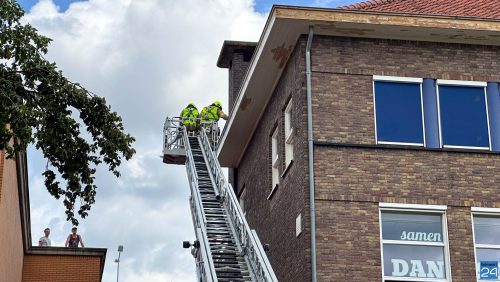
475, 216, 500, 245
383, 245, 446, 279
439, 85, 489, 148
382, 212, 443, 242
375, 82, 424, 144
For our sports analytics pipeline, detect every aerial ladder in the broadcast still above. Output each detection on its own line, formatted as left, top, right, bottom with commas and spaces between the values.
162, 118, 278, 282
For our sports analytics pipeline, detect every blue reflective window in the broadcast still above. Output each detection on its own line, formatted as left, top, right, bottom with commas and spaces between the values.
439, 85, 489, 148
375, 81, 424, 144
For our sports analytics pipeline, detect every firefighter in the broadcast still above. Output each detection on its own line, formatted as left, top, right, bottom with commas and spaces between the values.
200, 101, 228, 124
200, 101, 228, 140
180, 103, 199, 132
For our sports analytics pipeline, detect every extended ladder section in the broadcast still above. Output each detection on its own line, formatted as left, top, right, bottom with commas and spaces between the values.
163, 118, 278, 282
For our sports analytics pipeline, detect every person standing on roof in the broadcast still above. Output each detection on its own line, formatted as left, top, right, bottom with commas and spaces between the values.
180, 103, 199, 132
38, 227, 51, 247
65, 227, 84, 248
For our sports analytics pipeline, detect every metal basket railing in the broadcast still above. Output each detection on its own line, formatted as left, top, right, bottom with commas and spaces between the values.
163, 117, 219, 153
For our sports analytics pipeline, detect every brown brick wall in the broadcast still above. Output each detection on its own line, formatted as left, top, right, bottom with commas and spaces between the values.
236, 37, 312, 281
447, 206, 476, 281
315, 200, 381, 281
228, 51, 252, 188
313, 73, 375, 144
236, 35, 500, 281
228, 51, 252, 113
22, 255, 101, 282
315, 147, 500, 282
0, 153, 24, 282
314, 146, 500, 206
311, 36, 500, 143
310, 36, 500, 281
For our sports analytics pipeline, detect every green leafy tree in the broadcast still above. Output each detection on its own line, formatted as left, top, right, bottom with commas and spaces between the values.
0, 0, 135, 225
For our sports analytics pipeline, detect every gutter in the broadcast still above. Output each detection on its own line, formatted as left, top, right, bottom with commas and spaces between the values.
306, 26, 317, 282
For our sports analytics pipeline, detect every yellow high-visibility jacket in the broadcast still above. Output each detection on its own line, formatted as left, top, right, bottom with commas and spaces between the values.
200, 106, 228, 123
180, 106, 199, 126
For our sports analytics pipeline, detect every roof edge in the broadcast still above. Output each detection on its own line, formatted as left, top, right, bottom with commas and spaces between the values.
217, 40, 257, 68
339, 0, 400, 10
27, 246, 108, 257
272, 4, 500, 22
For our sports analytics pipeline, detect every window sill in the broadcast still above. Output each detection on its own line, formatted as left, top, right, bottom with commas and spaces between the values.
267, 184, 278, 200
442, 145, 490, 151
377, 141, 424, 147
281, 160, 293, 178
315, 141, 500, 155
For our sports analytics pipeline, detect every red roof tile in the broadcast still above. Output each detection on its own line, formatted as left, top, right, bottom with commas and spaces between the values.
340, 0, 500, 19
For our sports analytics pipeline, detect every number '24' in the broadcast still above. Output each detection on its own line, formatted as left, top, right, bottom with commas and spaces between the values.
480, 266, 498, 279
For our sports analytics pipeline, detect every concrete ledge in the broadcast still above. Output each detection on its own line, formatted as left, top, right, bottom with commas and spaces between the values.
28, 246, 107, 257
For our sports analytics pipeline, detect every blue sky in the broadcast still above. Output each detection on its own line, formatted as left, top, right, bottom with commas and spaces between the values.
253, 0, 361, 12
18, 0, 362, 13
18, 0, 83, 12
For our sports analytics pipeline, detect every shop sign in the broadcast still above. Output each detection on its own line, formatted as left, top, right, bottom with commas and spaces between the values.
391, 259, 445, 278
400, 231, 442, 242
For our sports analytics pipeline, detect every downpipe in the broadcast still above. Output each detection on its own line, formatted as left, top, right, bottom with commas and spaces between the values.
306, 26, 317, 282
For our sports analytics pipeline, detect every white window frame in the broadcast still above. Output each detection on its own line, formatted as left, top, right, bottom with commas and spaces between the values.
239, 188, 246, 217
436, 79, 491, 151
271, 128, 279, 192
296, 213, 302, 237
471, 207, 500, 281
284, 99, 294, 168
373, 76, 426, 147
379, 203, 452, 282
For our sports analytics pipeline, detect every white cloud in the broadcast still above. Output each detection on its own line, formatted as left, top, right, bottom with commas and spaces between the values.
24, 0, 266, 281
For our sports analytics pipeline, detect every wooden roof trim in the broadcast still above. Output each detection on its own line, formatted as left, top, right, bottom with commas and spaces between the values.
273, 6, 500, 31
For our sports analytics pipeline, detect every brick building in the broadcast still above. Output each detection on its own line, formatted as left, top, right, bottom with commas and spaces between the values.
217, 1, 500, 281
1, 150, 107, 281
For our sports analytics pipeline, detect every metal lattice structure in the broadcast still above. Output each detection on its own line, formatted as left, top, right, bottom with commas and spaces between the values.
163, 118, 278, 282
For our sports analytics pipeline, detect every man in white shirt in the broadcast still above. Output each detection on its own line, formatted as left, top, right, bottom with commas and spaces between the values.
38, 227, 51, 247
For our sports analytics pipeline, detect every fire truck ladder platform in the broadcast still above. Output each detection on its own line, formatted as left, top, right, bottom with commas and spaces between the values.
162, 118, 278, 282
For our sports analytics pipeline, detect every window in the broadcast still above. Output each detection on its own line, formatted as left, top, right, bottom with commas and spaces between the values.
239, 187, 246, 216
472, 208, 500, 281
380, 204, 450, 281
284, 99, 294, 168
271, 128, 279, 191
296, 213, 302, 237
374, 76, 425, 145
437, 80, 490, 149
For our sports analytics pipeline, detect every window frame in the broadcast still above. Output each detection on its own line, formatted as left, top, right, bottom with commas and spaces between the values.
271, 128, 279, 193
436, 79, 492, 150
239, 186, 246, 217
284, 98, 294, 169
373, 75, 426, 147
471, 207, 500, 281
379, 203, 451, 282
